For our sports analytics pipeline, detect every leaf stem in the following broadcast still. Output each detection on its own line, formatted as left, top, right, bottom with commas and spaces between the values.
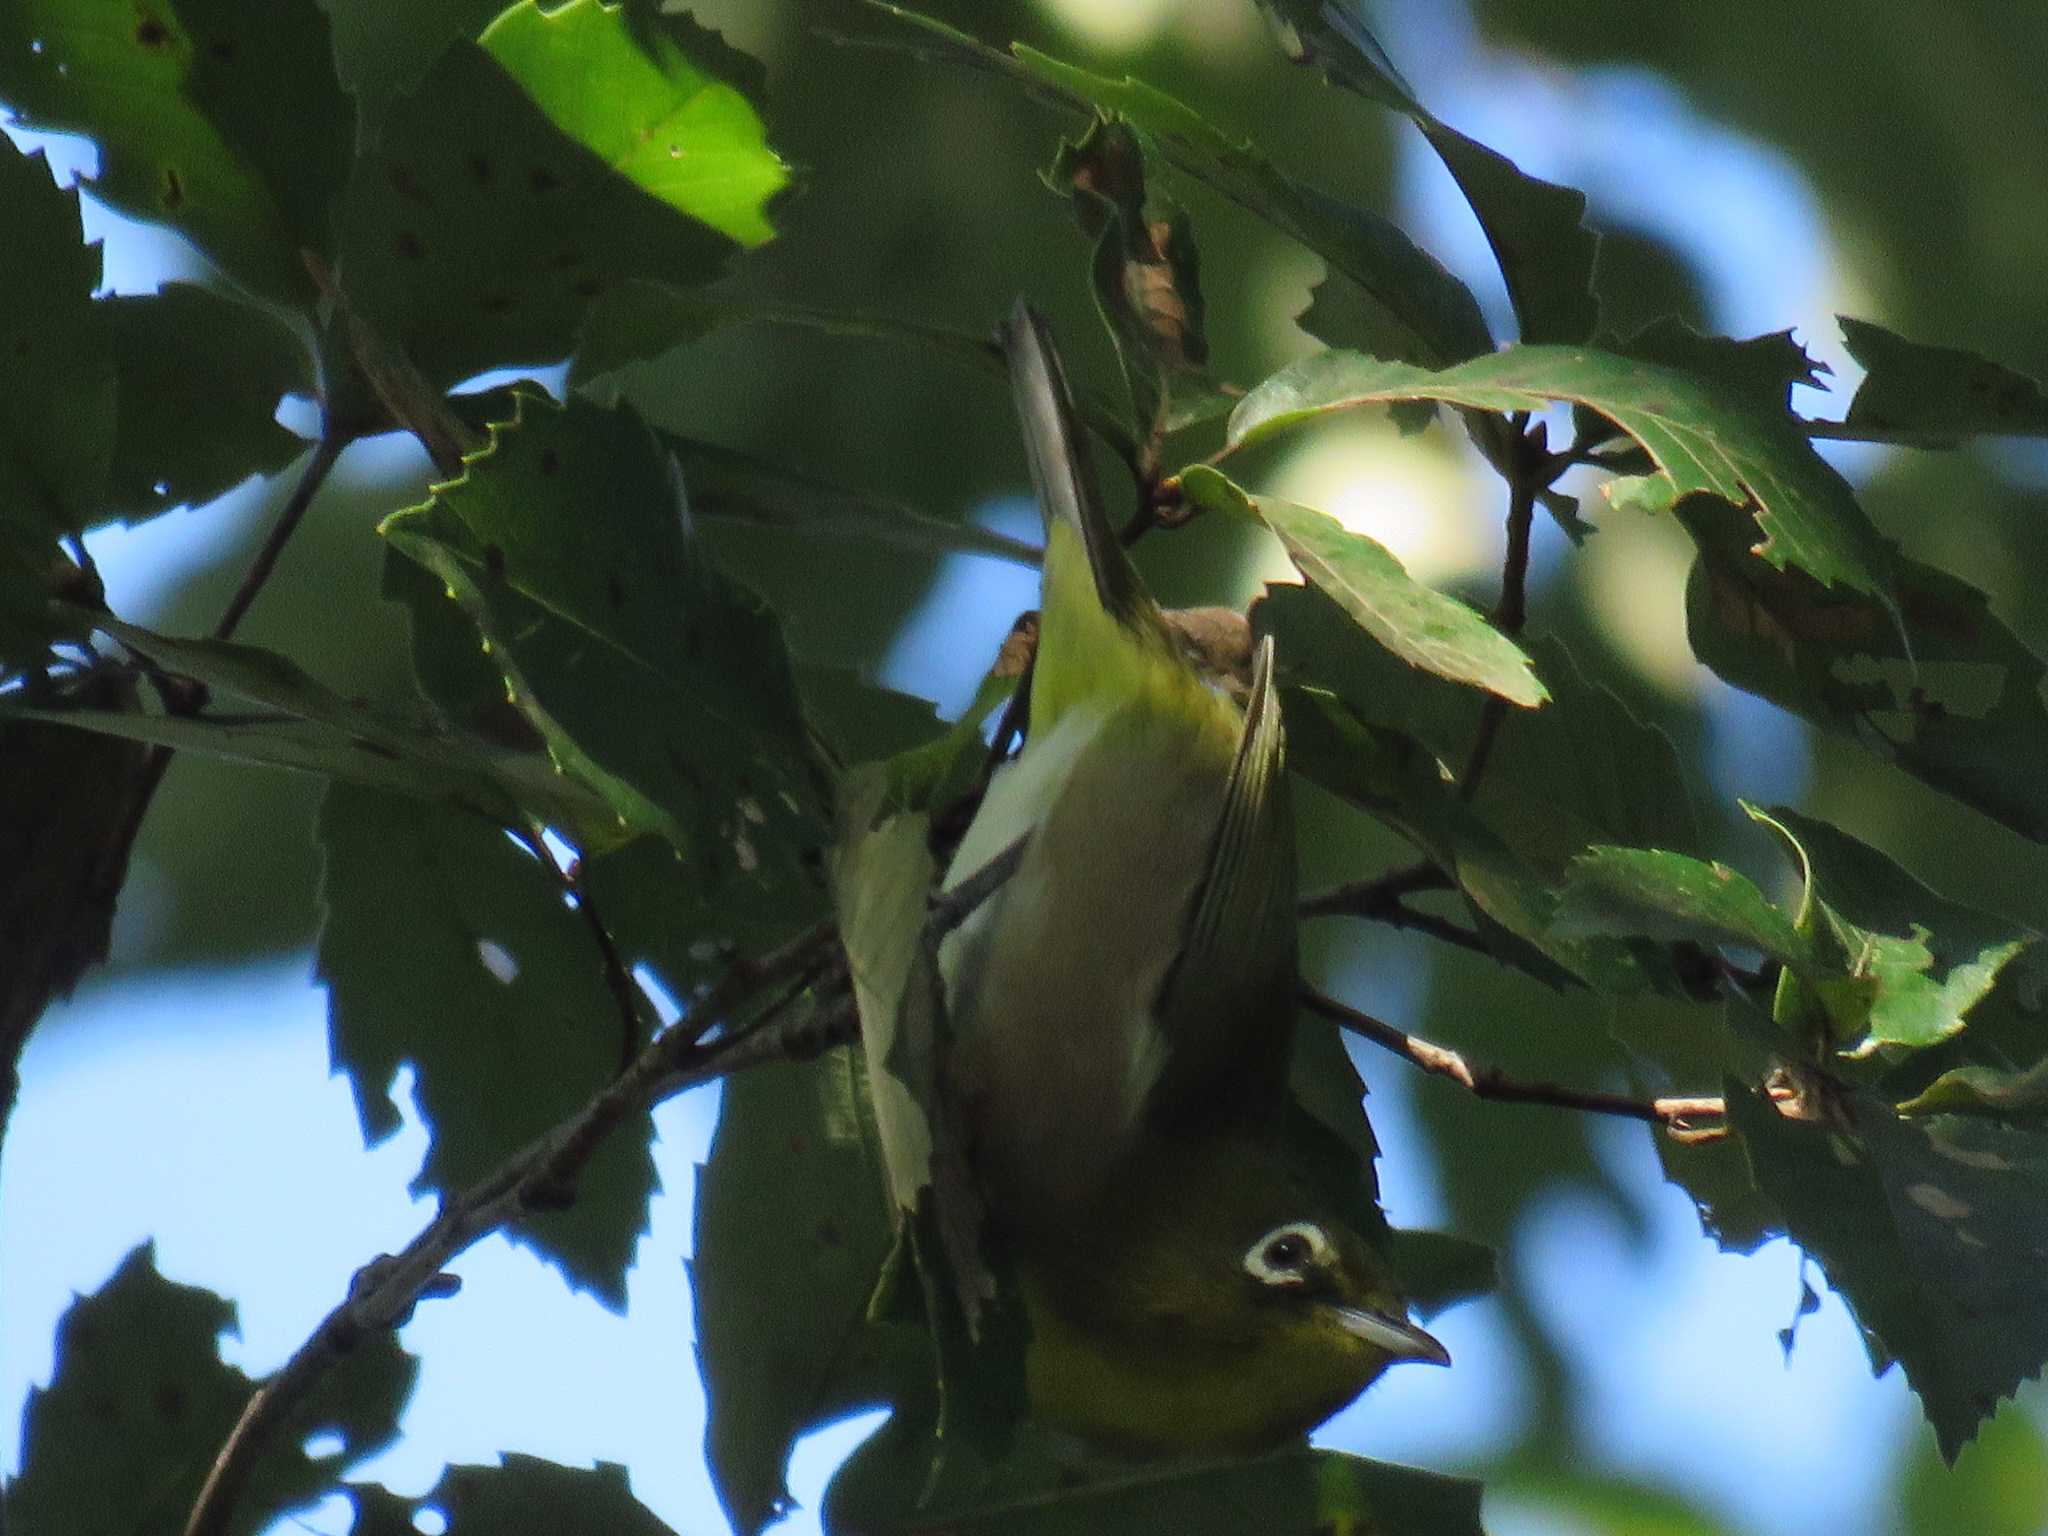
212, 425, 350, 642
179, 919, 845, 1536
1457, 417, 1542, 800
1301, 988, 1727, 1133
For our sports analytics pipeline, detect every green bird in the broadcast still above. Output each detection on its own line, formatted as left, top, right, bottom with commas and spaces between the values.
933, 300, 1448, 1458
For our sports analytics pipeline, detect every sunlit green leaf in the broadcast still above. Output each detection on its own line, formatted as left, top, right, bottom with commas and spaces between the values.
1551, 845, 1807, 963
1185, 466, 1546, 706
1232, 345, 1892, 594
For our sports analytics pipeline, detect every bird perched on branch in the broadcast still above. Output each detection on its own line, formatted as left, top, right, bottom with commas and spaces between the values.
933, 299, 1448, 1457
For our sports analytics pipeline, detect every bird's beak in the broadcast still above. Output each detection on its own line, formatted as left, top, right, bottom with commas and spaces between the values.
1333, 1305, 1451, 1367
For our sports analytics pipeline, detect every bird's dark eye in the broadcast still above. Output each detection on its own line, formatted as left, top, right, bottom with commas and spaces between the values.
1263, 1233, 1311, 1270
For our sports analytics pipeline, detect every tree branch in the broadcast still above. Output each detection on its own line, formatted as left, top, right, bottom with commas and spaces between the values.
180, 919, 845, 1536
1300, 862, 1493, 955
1458, 418, 1543, 802
211, 426, 351, 642
1300, 988, 1726, 1134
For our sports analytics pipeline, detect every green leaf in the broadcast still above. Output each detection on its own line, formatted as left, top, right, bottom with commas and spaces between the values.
1732, 1085, 2048, 1461
1254, 0, 1600, 345
863, 4, 1492, 369
1768, 808, 2036, 1056
832, 1439, 1485, 1536
8, 609, 619, 841
103, 282, 313, 519
695, 1052, 910, 1536
317, 781, 657, 1304
1551, 845, 1808, 964
1183, 465, 1546, 706
336, 1, 781, 390
661, 431, 1042, 566
350, 1456, 677, 1536
0, 0, 352, 308
9, 1243, 414, 1534
381, 391, 824, 878
1231, 344, 1893, 595
1839, 316, 2048, 441
1384, 1226, 1499, 1319
0, 144, 113, 534
1899, 1058, 2048, 1119
480, 0, 789, 246
1684, 502, 2048, 842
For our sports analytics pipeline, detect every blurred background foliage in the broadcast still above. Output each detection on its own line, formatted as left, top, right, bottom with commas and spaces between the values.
10, 0, 2048, 1532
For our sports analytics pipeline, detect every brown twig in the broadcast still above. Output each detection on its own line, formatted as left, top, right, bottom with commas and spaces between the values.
1300, 988, 1726, 1135
212, 427, 351, 642
1457, 418, 1543, 802
1300, 861, 1492, 956
180, 919, 844, 1536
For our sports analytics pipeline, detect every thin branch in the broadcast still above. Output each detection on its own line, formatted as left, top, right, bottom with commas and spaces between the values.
212, 427, 350, 642
181, 920, 844, 1536
523, 831, 651, 1072
1457, 419, 1542, 802
1301, 988, 1726, 1134
1300, 862, 1492, 955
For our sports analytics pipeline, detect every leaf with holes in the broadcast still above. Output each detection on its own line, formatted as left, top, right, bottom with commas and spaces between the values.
350, 1456, 677, 1536
1231, 345, 1893, 594
1732, 1086, 2048, 1461
1184, 466, 1546, 707
0, 0, 352, 307
317, 781, 658, 1304
8, 1244, 414, 1533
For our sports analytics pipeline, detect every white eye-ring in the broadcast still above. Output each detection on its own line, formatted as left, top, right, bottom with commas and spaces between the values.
1243, 1221, 1332, 1286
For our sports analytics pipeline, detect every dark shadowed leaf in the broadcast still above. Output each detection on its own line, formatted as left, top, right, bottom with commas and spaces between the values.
103, 283, 313, 519
349, 1456, 676, 1536
0, 0, 351, 307
1254, 0, 1600, 345
1900, 1058, 2048, 1120
1184, 466, 1546, 706
863, 4, 1492, 369
1839, 317, 2048, 442
317, 782, 658, 1304
1733, 1085, 2048, 1461
1232, 345, 1892, 594
382, 391, 824, 880
336, 0, 784, 388
8, 1244, 414, 1535
0, 144, 113, 535
696, 1051, 912, 1536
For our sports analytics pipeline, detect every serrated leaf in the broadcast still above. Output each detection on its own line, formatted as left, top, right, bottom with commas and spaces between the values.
0, 0, 352, 308
104, 282, 313, 519
1231, 344, 1892, 594
1899, 1058, 2048, 1119
381, 391, 824, 881
661, 431, 1041, 566
350, 1456, 677, 1536
9, 1244, 414, 1535
1732, 1085, 2048, 1461
1839, 316, 2048, 441
696, 1052, 911, 1536
317, 781, 657, 1304
863, 4, 1491, 369
1255, 0, 1600, 345
1551, 844, 1808, 963
1684, 500, 2048, 842
480, 0, 789, 245
1184, 465, 1546, 706
7, 609, 619, 841
0, 144, 113, 534
336, 1, 781, 390
1768, 808, 2036, 1057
